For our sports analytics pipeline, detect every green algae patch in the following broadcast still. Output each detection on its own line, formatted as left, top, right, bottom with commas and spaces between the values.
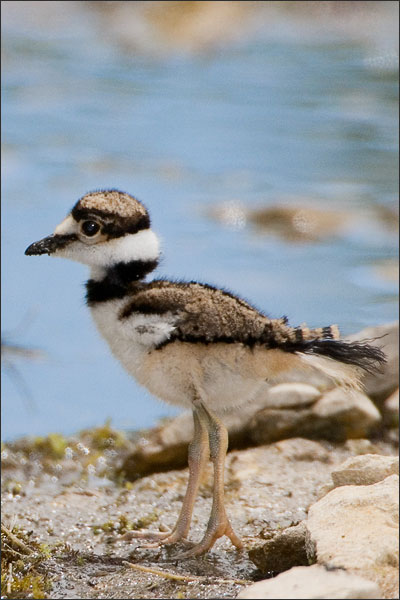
79, 419, 128, 451
91, 511, 159, 537
33, 433, 68, 460
1, 523, 53, 599
1, 421, 135, 488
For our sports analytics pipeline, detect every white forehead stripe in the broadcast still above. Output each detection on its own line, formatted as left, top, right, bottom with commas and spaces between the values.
54, 215, 77, 235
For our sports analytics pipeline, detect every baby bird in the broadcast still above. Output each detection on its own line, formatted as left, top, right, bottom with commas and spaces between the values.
25, 189, 385, 557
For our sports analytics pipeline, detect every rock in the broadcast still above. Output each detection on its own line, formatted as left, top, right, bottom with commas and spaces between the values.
262, 383, 321, 408
121, 412, 193, 478
237, 564, 381, 599
249, 407, 310, 445
311, 388, 381, 437
343, 438, 380, 455
274, 438, 330, 462
383, 388, 399, 428
248, 521, 309, 574
249, 388, 381, 445
331, 454, 399, 487
248, 204, 350, 243
91, 0, 257, 55
346, 322, 399, 404
306, 475, 399, 595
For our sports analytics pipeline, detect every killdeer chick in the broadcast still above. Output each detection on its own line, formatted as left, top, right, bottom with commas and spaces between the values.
25, 189, 385, 558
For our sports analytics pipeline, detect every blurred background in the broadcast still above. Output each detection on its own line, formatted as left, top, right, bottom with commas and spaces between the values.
2, 0, 398, 440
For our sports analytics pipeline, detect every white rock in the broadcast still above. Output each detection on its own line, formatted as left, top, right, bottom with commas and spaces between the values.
346, 322, 398, 402
384, 388, 399, 427
343, 439, 379, 455
274, 438, 330, 462
236, 564, 380, 599
331, 454, 399, 487
264, 383, 321, 408
307, 475, 399, 572
312, 388, 381, 436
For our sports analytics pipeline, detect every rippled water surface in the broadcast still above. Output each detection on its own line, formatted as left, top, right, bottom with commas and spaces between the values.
2, 2, 398, 440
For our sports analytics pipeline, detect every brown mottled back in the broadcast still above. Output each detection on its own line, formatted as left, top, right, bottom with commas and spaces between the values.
120, 279, 340, 348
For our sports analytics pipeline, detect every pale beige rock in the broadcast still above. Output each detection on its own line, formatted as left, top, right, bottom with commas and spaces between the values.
343, 438, 380, 455
318, 450, 397, 498
274, 438, 330, 462
237, 564, 381, 599
262, 382, 321, 408
248, 204, 350, 243
346, 322, 399, 403
383, 388, 399, 427
331, 454, 399, 487
307, 475, 399, 572
250, 388, 381, 444
312, 388, 381, 436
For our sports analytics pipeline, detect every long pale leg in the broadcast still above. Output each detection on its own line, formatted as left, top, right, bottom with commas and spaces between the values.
174, 401, 243, 558
124, 409, 209, 545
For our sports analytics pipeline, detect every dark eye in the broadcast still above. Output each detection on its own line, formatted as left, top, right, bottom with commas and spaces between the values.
81, 220, 100, 237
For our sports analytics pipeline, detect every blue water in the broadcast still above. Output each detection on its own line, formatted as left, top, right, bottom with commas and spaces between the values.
2, 5, 398, 440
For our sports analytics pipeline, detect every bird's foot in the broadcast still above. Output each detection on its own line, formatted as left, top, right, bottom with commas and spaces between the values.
122, 528, 190, 547
122, 529, 170, 542
171, 515, 243, 559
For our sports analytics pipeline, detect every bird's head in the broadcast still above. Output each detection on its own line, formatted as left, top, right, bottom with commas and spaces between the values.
25, 190, 160, 277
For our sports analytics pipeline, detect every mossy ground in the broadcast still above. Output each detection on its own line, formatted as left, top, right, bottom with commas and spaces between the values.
1, 422, 135, 599
1, 523, 53, 599
1, 421, 398, 599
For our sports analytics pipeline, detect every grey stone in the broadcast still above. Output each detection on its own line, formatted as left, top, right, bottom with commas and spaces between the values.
248, 521, 309, 574
249, 406, 311, 445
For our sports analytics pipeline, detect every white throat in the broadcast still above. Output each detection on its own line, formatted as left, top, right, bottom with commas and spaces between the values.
54, 227, 161, 274
96, 228, 160, 267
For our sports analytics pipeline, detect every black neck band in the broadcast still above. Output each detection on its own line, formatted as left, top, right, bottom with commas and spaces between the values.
85, 259, 158, 305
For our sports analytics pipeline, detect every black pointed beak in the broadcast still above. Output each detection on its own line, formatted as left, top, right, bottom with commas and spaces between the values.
25, 235, 57, 255
25, 234, 77, 256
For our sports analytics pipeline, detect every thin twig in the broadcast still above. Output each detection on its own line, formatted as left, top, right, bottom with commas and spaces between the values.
7, 563, 12, 595
2, 545, 25, 559
1, 523, 33, 555
123, 561, 250, 585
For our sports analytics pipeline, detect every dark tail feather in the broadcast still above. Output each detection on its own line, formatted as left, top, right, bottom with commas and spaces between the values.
300, 338, 386, 375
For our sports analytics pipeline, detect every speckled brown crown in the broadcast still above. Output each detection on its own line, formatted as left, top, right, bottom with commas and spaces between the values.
71, 189, 150, 238
77, 190, 147, 218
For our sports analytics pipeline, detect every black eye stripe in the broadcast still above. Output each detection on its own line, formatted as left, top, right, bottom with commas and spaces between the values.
72, 206, 150, 239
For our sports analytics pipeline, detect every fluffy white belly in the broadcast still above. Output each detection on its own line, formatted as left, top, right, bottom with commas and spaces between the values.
90, 301, 265, 411
136, 339, 266, 412
90, 299, 175, 378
